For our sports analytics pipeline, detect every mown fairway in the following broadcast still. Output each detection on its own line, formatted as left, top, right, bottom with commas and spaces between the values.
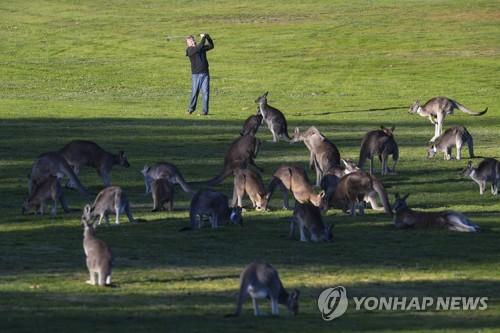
1, 1, 499, 332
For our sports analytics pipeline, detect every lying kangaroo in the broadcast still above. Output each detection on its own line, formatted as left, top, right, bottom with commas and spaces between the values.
59, 140, 130, 187
358, 126, 399, 176
268, 165, 327, 210
290, 202, 333, 242
427, 126, 474, 160
22, 176, 69, 217
227, 261, 300, 316
82, 186, 135, 225
462, 158, 499, 195
204, 134, 262, 186
232, 168, 270, 211
255, 92, 291, 142
29, 152, 89, 196
182, 189, 243, 230
393, 193, 480, 232
141, 161, 193, 194
151, 179, 174, 212
409, 97, 488, 142
82, 218, 114, 286
240, 111, 262, 136
292, 126, 341, 186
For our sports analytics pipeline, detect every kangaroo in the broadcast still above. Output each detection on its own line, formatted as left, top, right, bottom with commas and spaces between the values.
289, 202, 333, 242
292, 126, 341, 186
232, 168, 270, 211
182, 189, 243, 230
82, 186, 135, 225
204, 134, 262, 186
255, 92, 291, 142
409, 97, 488, 142
151, 179, 174, 212
22, 175, 69, 217
393, 193, 480, 232
462, 158, 499, 195
240, 111, 263, 137
141, 161, 193, 194
358, 126, 399, 176
267, 165, 327, 210
427, 126, 474, 160
82, 218, 114, 286
29, 152, 89, 197
59, 140, 130, 187
227, 261, 300, 317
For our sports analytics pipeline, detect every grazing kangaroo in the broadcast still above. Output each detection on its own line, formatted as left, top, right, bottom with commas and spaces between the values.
290, 202, 333, 242
204, 134, 262, 186
82, 219, 114, 286
82, 186, 135, 225
182, 189, 243, 230
292, 126, 341, 186
255, 92, 291, 142
393, 193, 480, 232
267, 165, 327, 210
462, 158, 499, 195
22, 176, 69, 217
227, 262, 300, 317
151, 179, 174, 212
409, 97, 488, 142
232, 168, 270, 211
240, 111, 263, 137
427, 126, 474, 160
59, 140, 130, 187
29, 152, 89, 197
141, 162, 193, 194
358, 126, 399, 176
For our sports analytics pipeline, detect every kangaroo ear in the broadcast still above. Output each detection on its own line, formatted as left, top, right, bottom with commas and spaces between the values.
292, 289, 300, 299
341, 159, 348, 167
395, 193, 400, 199
83, 204, 91, 215
391, 125, 395, 132
294, 127, 299, 134
467, 160, 472, 167
319, 190, 325, 198
263, 91, 268, 97
402, 193, 410, 201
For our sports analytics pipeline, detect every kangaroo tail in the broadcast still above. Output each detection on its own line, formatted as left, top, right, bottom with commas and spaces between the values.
281, 121, 292, 142
372, 178, 392, 217
203, 168, 233, 186
467, 133, 475, 158
358, 147, 367, 170
174, 174, 195, 194
456, 101, 488, 116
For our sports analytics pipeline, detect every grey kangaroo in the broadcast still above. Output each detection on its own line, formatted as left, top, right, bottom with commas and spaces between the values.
255, 92, 291, 142
82, 218, 114, 286
182, 189, 243, 230
462, 158, 499, 195
151, 179, 174, 212
29, 152, 89, 197
409, 97, 488, 142
393, 193, 480, 232
427, 126, 474, 160
292, 126, 341, 186
59, 140, 130, 187
82, 186, 135, 225
267, 165, 327, 210
141, 161, 193, 194
240, 111, 263, 137
226, 261, 300, 317
358, 126, 399, 176
22, 175, 69, 217
289, 202, 333, 242
232, 168, 270, 211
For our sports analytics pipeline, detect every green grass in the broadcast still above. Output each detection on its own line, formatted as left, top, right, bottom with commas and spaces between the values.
1, 0, 500, 332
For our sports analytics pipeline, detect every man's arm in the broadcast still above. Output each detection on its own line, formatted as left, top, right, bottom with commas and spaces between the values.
186, 37, 206, 56
203, 34, 214, 51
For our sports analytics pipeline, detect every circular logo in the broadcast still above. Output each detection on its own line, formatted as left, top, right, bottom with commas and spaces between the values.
317, 286, 348, 321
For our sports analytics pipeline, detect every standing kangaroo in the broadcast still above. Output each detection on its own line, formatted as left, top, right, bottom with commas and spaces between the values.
427, 126, 474, 160
267, 165, 326, 210
462, 158, 499, 195
22, 176, 69, 217
292, 126, 341, 186
232, 168, 270, 211
59, 140, 130, 187
29, 152, 90, 197
151, 179, 174, 212
255, 92, 291, 142
240, 111, 263, 137
409, 97, 488, 142
141, 161, 193, 194
82, 219, 114, 286
82, 186, 135, 225
226, 262, 300, 317
358, 126, 399, 176
290, 202, 333, 242
393, 193, 480, 232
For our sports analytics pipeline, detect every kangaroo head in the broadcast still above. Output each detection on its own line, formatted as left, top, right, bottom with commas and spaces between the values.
255, 91, 268, 104
461, 160, 474, 176
21, 199, 33, 215
256, 193, 270, 211
141, 165, 151, 176
427, 144, 437, 158
409, 101, 420, 114
310, 190, 328, 212
117, 151, 130, 168
342, 159, 359, 174
380, 125, 395, 136
393, 193, 409, 213
292, 127, 302, 142
287, 289, 300, 316
230, 206, 243, 225
81, 204, 95, 224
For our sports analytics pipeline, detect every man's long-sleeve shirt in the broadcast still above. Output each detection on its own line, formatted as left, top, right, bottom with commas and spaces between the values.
186, 35, 214, 74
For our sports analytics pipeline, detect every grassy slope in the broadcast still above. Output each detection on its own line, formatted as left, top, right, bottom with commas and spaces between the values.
0, 0, 499, 332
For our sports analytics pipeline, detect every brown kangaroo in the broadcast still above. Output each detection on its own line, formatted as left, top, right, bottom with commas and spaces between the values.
232, 168, 270, 211
240, 111, 263, 137
290, 202, 333, 242
141, 161, 193, 194
151, 179, 174, 212
22, 175, 69, 217
255, 92, 291, 142
358, 126, 399, 176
